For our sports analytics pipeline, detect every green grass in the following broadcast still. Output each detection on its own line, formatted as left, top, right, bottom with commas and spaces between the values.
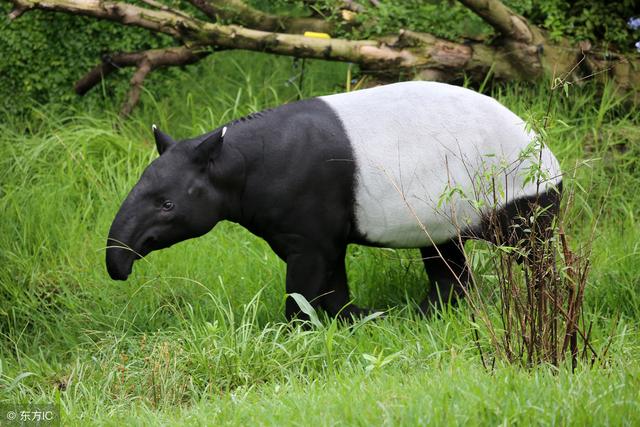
1, 52, 639, 425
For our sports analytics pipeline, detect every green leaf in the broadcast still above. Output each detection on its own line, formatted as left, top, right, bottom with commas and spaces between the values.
287, 292, 322, 328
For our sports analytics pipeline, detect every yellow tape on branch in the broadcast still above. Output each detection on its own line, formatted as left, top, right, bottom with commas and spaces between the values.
303, 31, 331, 39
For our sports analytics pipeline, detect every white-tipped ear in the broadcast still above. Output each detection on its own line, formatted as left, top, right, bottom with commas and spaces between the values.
221, 126, 227, 138
153, 125, 176, 155
195, 127, 225, 161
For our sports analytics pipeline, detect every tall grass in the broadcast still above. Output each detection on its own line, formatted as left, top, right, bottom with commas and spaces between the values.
1, 52, 639, 424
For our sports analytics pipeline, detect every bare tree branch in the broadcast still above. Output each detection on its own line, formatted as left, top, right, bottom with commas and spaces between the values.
120, 60, 152, 117
75, 45, 211, 115
9, 0, 186, 38
457, 0, 535, 43
8, 4, 27, 19
6, 0, 429, 72
341, 0, 366, 13
302, 0, 374, 15
187, 0, 333, 34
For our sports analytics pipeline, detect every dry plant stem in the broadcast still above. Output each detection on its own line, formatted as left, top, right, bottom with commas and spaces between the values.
451, 71, 599, 368
442, 158, 496, 367
378, 160, 502, 366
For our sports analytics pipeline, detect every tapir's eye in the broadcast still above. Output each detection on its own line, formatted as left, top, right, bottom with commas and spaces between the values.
161, 200, 175, 211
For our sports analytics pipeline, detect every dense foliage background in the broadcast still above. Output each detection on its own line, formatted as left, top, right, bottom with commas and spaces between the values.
2, 0, 639, 113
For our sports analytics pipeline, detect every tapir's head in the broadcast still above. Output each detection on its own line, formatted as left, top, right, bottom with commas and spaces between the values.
106, 125, 232, 280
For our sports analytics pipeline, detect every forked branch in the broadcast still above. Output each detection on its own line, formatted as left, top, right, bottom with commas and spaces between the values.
74, 45, 211, 116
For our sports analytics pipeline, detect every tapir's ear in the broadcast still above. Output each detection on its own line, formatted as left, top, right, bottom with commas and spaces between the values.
152, 124, 176, 155
195, 126, 226, 161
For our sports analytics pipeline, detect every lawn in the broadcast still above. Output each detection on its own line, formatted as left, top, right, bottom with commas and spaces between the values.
1, 52, 639, 425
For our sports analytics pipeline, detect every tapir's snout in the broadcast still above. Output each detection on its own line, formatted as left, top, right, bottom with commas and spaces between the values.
105, 242, 137, 281
106, 206, 163, 280
105, 199, 144, 281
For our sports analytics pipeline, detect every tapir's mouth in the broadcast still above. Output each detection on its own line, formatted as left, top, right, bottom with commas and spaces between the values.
106, 236, 157, 281
106, 248, 135, 281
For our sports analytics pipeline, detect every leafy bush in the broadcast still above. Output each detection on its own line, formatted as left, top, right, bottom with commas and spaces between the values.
0, 4, 170, 113
518, 0, 640, 48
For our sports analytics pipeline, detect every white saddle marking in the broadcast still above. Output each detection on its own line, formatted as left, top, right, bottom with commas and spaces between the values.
321, 81, 561, 247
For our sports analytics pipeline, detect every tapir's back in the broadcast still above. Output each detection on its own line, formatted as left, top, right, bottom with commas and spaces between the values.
319, 81, 561, 247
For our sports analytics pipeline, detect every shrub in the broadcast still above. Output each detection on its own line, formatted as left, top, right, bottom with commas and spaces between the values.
0, 4, 170, 113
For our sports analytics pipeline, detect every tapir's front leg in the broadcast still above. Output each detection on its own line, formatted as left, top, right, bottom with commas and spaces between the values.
284, 250, 326, 319
285, 249, 373, 321
320, 249, 374, 320
275, 234, 370, 321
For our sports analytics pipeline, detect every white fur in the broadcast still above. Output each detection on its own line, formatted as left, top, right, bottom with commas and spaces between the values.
320, 82, 561, 247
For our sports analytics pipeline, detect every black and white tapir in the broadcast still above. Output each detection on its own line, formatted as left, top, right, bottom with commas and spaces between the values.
106, 81, 562, 319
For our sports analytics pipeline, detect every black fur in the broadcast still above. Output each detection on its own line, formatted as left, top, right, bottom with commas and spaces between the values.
221, 99, 364, 318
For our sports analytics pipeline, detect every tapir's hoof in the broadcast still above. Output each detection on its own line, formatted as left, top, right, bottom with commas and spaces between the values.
418, 299, 444, 317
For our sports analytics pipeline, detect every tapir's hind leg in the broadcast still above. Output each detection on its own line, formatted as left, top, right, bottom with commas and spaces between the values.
419, 240, 471, 313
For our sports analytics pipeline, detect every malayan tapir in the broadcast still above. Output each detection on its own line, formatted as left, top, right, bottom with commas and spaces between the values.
106, 81, 562, 319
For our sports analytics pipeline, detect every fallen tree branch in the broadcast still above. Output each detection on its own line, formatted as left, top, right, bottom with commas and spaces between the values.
457, 0, 547, 80
341, 0, 366, 13
303, 0, 376, 16
9, 0, 187, 38
7, 0, 640, 115
139, 0, 193, 20
5, 0, 525, 77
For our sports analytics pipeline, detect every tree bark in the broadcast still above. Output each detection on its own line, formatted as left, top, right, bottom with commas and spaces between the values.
8, 0, 639, 115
